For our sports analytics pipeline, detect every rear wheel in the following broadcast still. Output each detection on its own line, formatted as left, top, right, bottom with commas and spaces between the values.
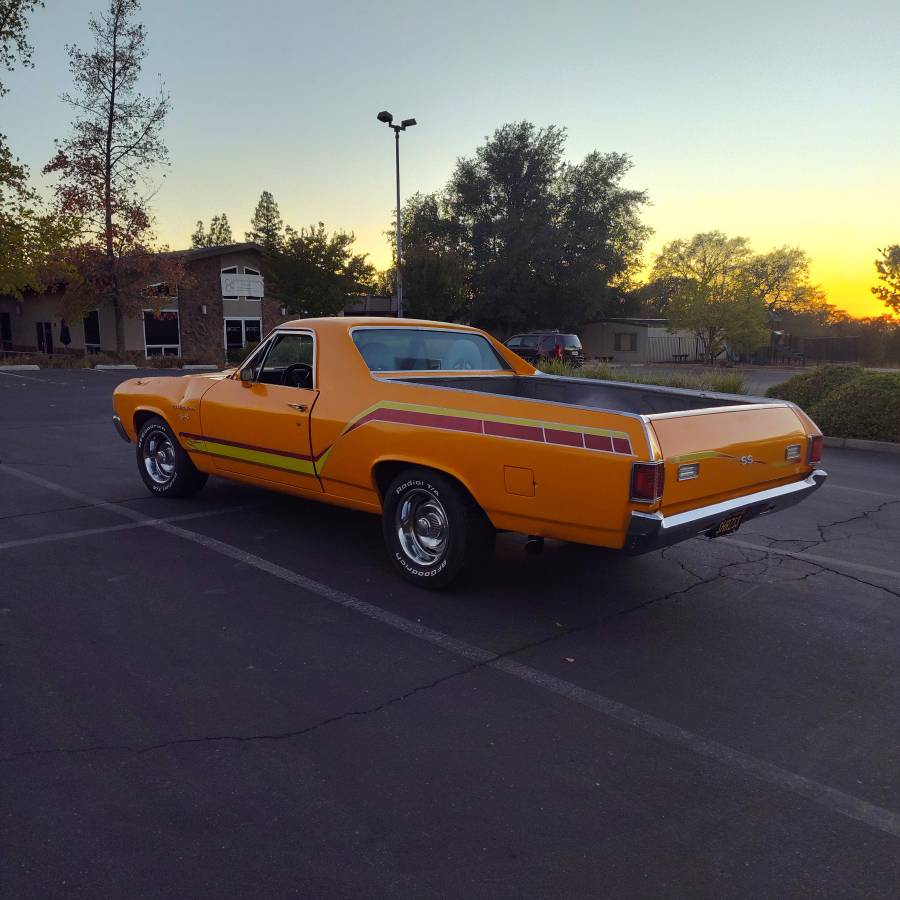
382, 467, 495, 590
136, 416, 208, 498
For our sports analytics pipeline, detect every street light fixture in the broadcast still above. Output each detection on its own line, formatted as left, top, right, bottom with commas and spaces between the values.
377, 110, 417, 317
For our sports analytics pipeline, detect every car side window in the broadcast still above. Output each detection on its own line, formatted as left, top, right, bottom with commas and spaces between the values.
257, 333, 315, 388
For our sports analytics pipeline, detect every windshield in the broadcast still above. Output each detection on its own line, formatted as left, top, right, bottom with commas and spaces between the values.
353, 328, 509, 372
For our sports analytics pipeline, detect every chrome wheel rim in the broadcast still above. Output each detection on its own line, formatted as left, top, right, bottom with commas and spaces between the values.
143, 430, 177, 485
396, 488, 449, 567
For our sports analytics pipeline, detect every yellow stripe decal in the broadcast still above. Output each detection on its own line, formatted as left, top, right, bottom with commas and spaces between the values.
184, 437, 317, 476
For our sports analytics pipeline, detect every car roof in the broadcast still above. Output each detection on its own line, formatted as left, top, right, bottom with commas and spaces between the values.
278, 317, 483, 334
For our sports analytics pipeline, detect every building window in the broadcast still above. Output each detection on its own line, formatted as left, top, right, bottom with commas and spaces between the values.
144, 309, 181, 356
614, 332, 638, 352
83, 310, 101, 353
224, 317, 262, 349
243, 266, 260, 276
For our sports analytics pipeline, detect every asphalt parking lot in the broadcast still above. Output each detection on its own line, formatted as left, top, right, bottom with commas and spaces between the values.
2, 367, 900, 899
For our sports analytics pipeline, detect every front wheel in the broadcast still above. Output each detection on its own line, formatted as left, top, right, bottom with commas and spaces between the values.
136, 416, 208, 498
382, 467, 495, 590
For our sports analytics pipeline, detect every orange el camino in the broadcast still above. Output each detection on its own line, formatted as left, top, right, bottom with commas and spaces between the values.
111, 317, 827, 588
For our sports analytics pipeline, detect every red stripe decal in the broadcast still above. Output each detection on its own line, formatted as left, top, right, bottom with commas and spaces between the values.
483, 420, 544, 442
342, 406, 634, 456
584, 433, 614, 453
545, 428, 584, 448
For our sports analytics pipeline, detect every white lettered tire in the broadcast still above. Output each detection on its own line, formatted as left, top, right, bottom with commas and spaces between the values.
136, 416, 208, 498
382, 467, 495, 590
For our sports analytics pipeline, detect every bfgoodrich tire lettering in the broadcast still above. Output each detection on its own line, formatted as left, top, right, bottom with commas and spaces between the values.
136, 415, 208, 498
382, 467, 495, 590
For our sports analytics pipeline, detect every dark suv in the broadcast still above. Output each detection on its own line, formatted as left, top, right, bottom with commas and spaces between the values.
505, 332, 585, 367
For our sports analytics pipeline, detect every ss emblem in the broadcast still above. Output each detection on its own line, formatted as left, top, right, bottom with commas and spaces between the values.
740, 454, 754, 465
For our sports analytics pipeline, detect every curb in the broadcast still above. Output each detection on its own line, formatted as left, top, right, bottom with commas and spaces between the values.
182, 364, 219, 371
93, 364, 138, 370
824, 436, 900, 456
0, 364, 41, 371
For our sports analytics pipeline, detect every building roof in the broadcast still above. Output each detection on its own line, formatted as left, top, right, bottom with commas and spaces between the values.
590, 317, 669, 327
161, 242, 265, 261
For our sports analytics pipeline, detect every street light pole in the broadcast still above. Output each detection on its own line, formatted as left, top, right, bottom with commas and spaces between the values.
377, 111, 416, 318
394, 127, 403, 318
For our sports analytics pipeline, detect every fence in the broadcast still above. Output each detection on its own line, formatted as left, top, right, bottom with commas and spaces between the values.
647, 334, 701, 363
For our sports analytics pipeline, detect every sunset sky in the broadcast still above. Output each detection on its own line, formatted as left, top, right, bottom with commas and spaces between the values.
4, 0, 898, 317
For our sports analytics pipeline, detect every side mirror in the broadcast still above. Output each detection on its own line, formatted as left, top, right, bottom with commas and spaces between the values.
239, 368, 255, 383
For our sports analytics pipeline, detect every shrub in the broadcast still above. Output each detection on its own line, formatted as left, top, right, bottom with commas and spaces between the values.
808, 372, 900, 443
764, 364, 862, 408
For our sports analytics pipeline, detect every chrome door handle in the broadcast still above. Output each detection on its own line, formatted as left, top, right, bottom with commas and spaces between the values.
288, 403, 308, 412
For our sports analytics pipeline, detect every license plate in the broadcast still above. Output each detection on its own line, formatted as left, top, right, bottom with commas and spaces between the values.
713, 510, 745, 537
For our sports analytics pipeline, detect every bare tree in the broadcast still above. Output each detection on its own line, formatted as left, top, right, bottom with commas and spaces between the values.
43, 0, 181, 351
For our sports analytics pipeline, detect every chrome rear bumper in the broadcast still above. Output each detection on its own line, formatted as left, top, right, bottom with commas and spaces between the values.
624, 469, 827, 555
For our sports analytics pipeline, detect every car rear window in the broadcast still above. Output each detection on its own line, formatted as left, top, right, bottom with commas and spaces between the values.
559, 334, 581, 349
353, 328, 510, 372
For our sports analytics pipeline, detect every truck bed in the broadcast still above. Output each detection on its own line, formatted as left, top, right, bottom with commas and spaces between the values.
399, 374, 754, 416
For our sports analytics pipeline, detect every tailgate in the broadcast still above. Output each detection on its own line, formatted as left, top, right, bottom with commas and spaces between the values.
649, 405, 812, 514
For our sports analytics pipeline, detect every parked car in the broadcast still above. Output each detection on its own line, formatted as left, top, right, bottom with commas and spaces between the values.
505, 331, 585, 366
112, 318, 826, 589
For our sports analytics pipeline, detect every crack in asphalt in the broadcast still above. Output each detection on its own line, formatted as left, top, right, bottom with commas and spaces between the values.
749, 498, 900, 554
0, 554, 755, 763
4, 491, 898, 762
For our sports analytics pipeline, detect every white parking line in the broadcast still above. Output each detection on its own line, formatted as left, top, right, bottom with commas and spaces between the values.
825, 483, 900, 501
725, 537, 900, 582
2, 461, 899, 839
0, 504, 264, 552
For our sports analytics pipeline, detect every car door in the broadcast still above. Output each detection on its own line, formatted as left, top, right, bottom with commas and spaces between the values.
194, 330, 323, 492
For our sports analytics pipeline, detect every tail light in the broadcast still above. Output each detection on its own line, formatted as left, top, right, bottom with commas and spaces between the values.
808, 434, 823, 465
631, 462, 665, 503
554, 343, 562, 359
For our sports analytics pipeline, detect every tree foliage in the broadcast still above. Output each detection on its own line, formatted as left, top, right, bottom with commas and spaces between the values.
191, 213, 233, 248
0, 0, 43, 96
246, 190, 283, 250
872, 245, 900, 315
267, 222, 374, 317
397, 122, 651, 331
0, 1, 79, 299
652, 232, 769, 362
42, 0, 179, 350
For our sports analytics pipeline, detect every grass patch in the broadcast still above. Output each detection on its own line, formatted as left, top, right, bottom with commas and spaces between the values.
538, 359, 747, 394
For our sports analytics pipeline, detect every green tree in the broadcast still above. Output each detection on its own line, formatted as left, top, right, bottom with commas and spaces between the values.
399, 122, 650, 333
246, 190, 283, 249
653, 232, 769, 362
191, 213, 233, 248
267, 222, 374, 317
0, 1, 78, 299
872, 245, 900, 315
0, 0, 43, 96
43, 0, 178, 352
392, 192, 469, 320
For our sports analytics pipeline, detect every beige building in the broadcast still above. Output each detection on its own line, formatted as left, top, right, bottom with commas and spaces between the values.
0, 243, 292, 362
581, 318, 704, 364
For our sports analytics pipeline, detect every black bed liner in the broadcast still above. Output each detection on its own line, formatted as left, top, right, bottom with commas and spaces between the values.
398, 375, 751, 416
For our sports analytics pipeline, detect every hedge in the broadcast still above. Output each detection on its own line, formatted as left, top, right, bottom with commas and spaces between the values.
807, 373, 900, 443
763, 364, 862, 408
766, 365, 900, 443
